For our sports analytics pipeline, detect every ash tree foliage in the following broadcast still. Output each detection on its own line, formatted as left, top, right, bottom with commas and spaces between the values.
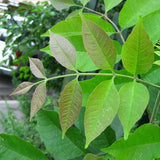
7, 0, 160, 159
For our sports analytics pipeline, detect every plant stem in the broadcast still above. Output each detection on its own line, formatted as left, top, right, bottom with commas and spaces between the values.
34, 72, 160, 90
150, 91, 160, 123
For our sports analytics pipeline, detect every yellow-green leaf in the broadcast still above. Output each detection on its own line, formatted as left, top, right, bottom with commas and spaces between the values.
10, 82, 33, 95
80, 0, 90, 6
59, 78, 82, 138
84, 79, 120, 148
118, 81, 149, 139
29, 58, 46, 79
154, 60, 160, 66
49, 32, 77, 71
82, 16, 116, 70
30, 82, 46, 120
121, 18, 154, 75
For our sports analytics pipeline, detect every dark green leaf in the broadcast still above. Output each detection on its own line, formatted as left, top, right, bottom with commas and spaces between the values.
83, 153, 103, 160
82, 16, 116, 70
59, 78, 82, 138
121, 18, 154, 75
0, 134, 48, 160
118, 81, 149, 139
102, 124, 160, 160
84, 79, 120, 148
36, 110, 86, 160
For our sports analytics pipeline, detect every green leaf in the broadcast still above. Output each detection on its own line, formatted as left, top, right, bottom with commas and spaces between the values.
59, 78, 82, 138
102, 124, 160, 160
83, 153, 103, 160
80, 70, 112, 106
143, 10, 160, 44
80, 0, 90, 6
82, 16, 116, 70
40, 45, 53, 57
104, 0, 123, 12
119, 0, 160, 29
43, 13, 115, 38
30, 82, 46, 120
29, 58, 46, 79
49, 32, 77, 71
10, 82, 33, 95
0, 134, 48, 160
121, 18, 154, 75
49, 0, 75, 11
118, 81, 149, 139
84, 79, 120, 148
36, 110, 86, 160
90, 126, 116, 150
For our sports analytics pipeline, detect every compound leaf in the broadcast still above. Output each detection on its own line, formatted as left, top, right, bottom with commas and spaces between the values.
84, 79, 120, 148
0, 134, 48, 160
36, 110, 86, 160
29, 58, 46, 79
118, 81, 149, 139
83, 153, 103, 160
59, 78, 82, 138
121, 18, 154, 75
102, 124, 160, 160
10, 82, 33, 95
49, 32, 77, 71
49, 0, 75, 11
104, 0, 123, 12
82, 16, 116, 70
30, 82, 46, 120
119, 0, 160, 29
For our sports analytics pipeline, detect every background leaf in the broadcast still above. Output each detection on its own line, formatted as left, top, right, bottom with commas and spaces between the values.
121, 18, 154, 75
82, 17, 116, 70
30, 82, 46, 120
40, 45, 53, 57
80, 0, 90, 6
83, 153, 103, 160
119, 0, 160, 29
59, 78, 82, 138
29, 58, 46, 79
49, 0, 75, 11
143, 10, 160, 44
49, 32, 77, 71
102, 124, 160, 160
0, 134, 48, 160
36, 110, 86, 160
84, 79, 120, 148
10, 82, 33, 95
118, 81, 149, 139
104, 0, 123, 12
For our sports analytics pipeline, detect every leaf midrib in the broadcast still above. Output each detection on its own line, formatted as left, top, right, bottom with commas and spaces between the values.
83, 19, 112, 69
52, 34, 76, 71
